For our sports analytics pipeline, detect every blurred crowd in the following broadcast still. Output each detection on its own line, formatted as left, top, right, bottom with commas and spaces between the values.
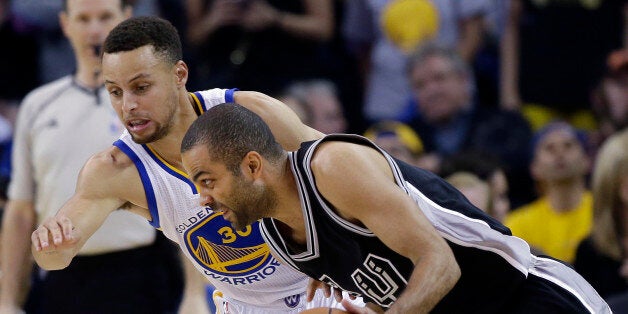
1, 0, 628, 312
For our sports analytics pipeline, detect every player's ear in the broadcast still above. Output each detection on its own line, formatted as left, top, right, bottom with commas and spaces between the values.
174, 60, 188, 87
242, 151, 263, 178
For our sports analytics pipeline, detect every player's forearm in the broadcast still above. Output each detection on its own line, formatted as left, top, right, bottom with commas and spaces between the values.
31, 189, 120, 270
0, 203, 36, 307
385, 250, 460, 313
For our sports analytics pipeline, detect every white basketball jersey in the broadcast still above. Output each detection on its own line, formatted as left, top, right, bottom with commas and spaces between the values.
113, 88, 308, 309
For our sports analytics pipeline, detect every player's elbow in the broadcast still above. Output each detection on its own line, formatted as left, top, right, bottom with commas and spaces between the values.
443, 256, 461, 291
427, 245, 461, 293
35, 260, 70, 271
35, 258, 72, 271
438, 243, 461, 290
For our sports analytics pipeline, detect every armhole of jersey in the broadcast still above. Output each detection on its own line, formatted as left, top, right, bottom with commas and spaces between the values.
301, 138, 375, 236
190, 92, 206, 116
259, 219, 302, 272
113, 139, 161, 228
192, 88, 238, 112
225, 88, 238, 103
141, 144, 198, 194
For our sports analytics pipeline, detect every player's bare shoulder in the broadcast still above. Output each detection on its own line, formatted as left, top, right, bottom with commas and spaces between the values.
83, 145, 136, 178
310, 140, 394, 221
72, 146, 150, 219
76, 146, 143, 201
311, 141, 385, 175
91, 145, 135, 168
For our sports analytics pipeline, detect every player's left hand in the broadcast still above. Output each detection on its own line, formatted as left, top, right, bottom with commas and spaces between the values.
306, 278, 338, 301
307, 278, 361, 304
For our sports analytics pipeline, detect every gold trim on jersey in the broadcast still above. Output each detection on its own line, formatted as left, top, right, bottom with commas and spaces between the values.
144, 144, 202, 192
189, 92, 205, 115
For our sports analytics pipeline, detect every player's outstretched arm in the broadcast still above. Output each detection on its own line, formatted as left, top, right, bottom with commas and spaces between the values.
234, 91, 325, 151
31, 149, 132, 270
311, 142, 460, 313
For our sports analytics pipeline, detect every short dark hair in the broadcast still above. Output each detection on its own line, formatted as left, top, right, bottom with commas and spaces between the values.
441, 149, 505, 180
406, 41, 471, 78
103, 16, 182, 65
530, 121, 589, 159
181, 104, 284, 174
63, 0, 129, 12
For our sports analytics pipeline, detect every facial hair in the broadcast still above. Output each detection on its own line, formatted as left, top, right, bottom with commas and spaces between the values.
130, 117, 173, 144
130, 97, 177, 144
228, 175, 277, 231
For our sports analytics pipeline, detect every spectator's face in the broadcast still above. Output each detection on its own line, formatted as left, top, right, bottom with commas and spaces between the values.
458, 184, 491, 213
278, 95, 312, 126
373, 134, 417, 165
603, 74, 628, 128
410, 55, 469, 124
531, 129, 589, 183
60, 0, 130, 64
309, 92, 347, 134
489, 170, 509, 222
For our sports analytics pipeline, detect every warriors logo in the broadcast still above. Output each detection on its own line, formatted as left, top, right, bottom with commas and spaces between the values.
184, 211, 272, 275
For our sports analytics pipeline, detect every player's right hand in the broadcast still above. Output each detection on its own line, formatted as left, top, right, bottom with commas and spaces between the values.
31, 215, 80, 252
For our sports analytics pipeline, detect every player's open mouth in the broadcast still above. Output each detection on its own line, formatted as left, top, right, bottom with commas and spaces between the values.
218, 207, 233, 220
213, 207, 224, 213
127, 119, 150, 132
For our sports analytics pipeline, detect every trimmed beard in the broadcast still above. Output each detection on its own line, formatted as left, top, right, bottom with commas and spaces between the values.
228, 175, 277, 231
129, 105, 176, 144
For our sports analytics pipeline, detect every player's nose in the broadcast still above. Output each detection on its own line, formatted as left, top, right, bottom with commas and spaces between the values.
122, 93, 139, 112
199, 193, 215, 207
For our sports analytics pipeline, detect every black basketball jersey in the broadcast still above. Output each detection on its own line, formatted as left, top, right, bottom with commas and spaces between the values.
260, 134, 535, 312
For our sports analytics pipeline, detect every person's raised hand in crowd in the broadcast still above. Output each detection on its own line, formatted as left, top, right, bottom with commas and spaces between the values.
187, 0, 245, 44
241, 0, 280, 31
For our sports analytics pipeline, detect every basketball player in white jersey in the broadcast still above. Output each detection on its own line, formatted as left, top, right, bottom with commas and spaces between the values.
29, 16, 354, 313
1, 1, 184, 313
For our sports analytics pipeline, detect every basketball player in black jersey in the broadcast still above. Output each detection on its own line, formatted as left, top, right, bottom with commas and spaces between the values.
181, 104, 610, 313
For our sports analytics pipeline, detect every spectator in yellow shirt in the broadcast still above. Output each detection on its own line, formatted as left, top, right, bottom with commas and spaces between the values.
505, 121, 592, 263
